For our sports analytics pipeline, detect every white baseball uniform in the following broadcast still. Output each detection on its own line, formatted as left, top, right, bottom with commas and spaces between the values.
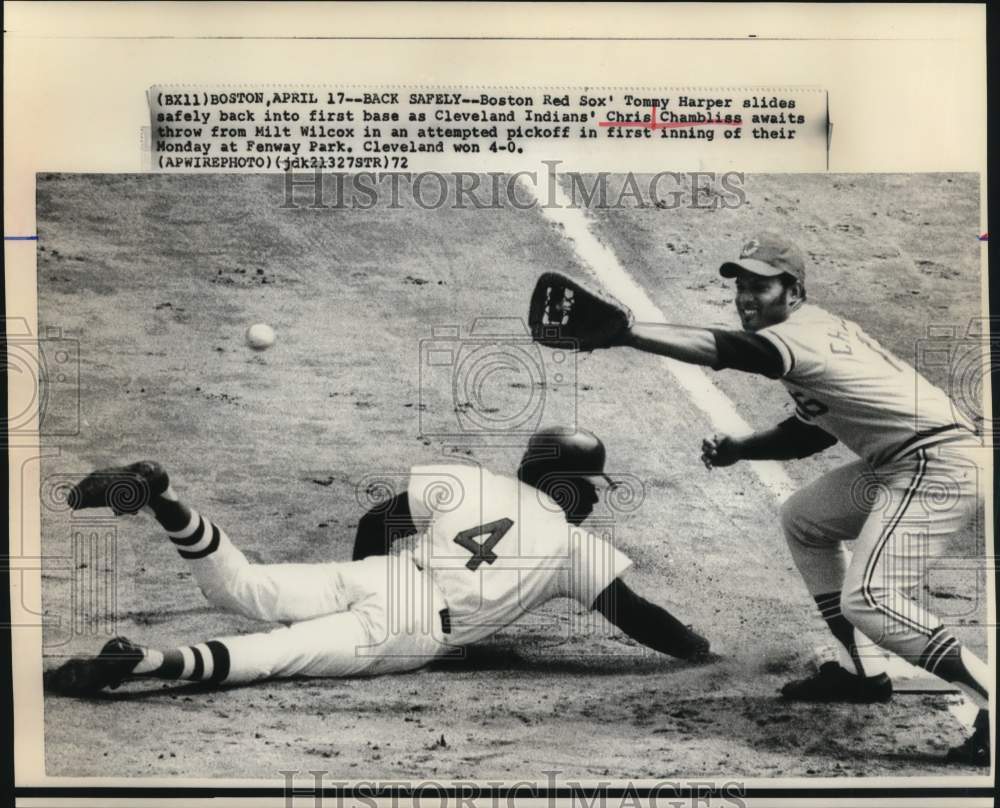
407, 464, 632, 646
758, 304, 983, 666
170, 463, 630, 683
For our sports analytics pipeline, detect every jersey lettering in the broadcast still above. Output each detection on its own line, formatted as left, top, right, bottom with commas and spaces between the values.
762, 305, 969, 465
453, 518, 514, 571
409, 464, 634, 646
828, 324, 853, 356
792, 390, 830, 418
857, 331, 904, 372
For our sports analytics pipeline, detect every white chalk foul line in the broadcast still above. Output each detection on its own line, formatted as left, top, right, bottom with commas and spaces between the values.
524, 177, 972, 709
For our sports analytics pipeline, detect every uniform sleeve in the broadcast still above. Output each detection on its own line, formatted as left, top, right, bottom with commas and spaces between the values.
709, 329, 785, 378
352, 491, 416, 560
756, 315, 828, 382
407, 464, 477, 526
775, 416, 838, 457
566, 529, 633, 608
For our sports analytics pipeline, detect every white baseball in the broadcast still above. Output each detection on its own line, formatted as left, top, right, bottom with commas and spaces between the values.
246, 323, 276, 351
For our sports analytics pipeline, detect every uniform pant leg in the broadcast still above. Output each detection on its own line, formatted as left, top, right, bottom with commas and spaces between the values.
217, 611, 379, 683
780, 459, 873, 595
218, 611, 441, 683
218, 555, 447, 683
166, 510, 352, 623
840, 445, 982, 662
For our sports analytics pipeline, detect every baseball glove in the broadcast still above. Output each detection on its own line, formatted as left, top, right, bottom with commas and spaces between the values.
528, 272, 634, 351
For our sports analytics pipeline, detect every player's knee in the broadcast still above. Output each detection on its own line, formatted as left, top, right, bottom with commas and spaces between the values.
199, 573, 279, 623
779, 494, 808, 544
195, 578, 232, 611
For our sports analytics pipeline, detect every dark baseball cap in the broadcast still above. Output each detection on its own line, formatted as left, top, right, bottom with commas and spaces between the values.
720, 232, 807, 283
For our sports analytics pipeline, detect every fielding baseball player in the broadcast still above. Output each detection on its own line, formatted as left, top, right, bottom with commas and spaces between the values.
45, 428, 709, 695
529, 233, 990, 766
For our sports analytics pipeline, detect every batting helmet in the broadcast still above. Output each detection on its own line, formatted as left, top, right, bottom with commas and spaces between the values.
517, 426, 616, 488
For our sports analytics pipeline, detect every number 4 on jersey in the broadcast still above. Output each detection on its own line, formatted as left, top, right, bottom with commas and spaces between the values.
454, 518, 514, 571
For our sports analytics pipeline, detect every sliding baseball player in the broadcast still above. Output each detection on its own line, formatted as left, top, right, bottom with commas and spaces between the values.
45, 428, 709, 695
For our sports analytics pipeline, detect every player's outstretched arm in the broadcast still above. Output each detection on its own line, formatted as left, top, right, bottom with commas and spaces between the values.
625, 325, 787, 379
352, 490, 417, 560
591, 578, 710, 660
622, 323, 720, 366
701, 417, 837, 469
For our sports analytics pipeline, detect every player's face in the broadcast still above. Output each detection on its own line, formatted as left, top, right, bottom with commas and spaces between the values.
733, 271, 796, 332
544, 476, 600, 525
564, 478, 599, 525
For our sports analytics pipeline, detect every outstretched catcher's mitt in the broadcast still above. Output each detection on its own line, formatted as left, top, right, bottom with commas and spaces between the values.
529, 272, 634, 351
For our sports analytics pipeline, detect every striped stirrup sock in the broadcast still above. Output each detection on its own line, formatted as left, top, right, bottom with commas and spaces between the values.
919, 627, 989, 704
133, 640, 231, 684
166, 511, 222, 559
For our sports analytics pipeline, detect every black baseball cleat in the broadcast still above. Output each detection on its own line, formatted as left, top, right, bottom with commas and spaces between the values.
43, 637, 144, 696
780, 661, 893, 703
946, 710, 990, 767
672, 626, 712, 661
67, 461, 169, 514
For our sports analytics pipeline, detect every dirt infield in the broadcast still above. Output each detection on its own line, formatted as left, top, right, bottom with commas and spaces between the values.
36, 173, 987, 780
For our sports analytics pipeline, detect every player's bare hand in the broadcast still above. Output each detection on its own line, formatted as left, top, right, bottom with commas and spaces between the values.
701, 434, 742, 469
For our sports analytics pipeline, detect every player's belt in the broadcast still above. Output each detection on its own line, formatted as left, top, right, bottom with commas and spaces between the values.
439, 608, 452, 635
879, 423, 978, 466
